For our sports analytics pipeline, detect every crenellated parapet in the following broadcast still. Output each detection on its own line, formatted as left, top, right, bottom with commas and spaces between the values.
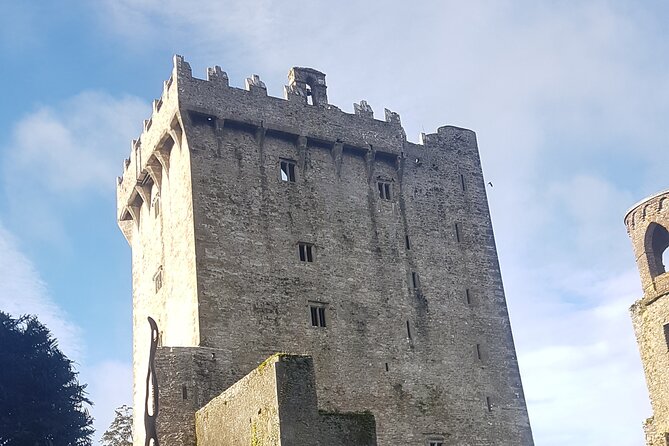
116, 55, 478, 245
625, 189, 669, 298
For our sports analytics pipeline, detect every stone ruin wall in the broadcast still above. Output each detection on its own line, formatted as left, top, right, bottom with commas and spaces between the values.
626, 190, 669, 446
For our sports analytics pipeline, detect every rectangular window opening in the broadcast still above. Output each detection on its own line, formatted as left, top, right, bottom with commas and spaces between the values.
406, 320, 412, 339
385, 362, 389, 372
405, 235, 411, 250
153, 267, 163, 293
664, 323, 669, 349
486, 396, 493, 412
182, 384, 188, 400
428, 442, 444, 446
152, 195, 160, 218
455, 223, 461, 243
298, 243, 313, 262
310, 304, 327, 328
280, 159, 296, 182
476, 344, 482, 360
460, 173, 466, 191
378, 181, 392, 200
465, 288, 472, 305
412, 272, 419, 289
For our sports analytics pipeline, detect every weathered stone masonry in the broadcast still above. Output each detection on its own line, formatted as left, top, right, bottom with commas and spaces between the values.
626, 190, 669, 446
117, 55, 534, 445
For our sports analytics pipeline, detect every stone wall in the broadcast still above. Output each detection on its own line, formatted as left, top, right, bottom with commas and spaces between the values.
626, 189, 669, 445
153, 347, 228, 446
118, 55, 534, 446
195, 354, 376, 446
116, 61, 202, 445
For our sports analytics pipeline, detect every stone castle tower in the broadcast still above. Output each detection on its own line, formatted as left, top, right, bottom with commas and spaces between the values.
117, 55, 534, 445
626, 189, 669, 445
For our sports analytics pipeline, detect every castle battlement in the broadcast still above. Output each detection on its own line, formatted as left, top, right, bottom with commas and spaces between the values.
117, 54, 478, 240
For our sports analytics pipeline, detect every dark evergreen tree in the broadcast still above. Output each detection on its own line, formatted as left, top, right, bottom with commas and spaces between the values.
0, 311, 94, 446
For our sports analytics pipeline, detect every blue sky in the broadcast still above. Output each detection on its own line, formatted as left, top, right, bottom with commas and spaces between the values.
1, 1, 668, 444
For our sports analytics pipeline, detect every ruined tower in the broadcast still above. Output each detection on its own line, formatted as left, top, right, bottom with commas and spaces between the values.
117, 55, 534, 446
626, 189, 669, 445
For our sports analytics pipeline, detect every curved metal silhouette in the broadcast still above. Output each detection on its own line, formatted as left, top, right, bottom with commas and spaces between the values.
144, 317, 160, 446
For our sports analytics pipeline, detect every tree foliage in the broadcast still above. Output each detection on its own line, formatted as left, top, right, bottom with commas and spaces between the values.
100, 405, 132, 446
0, 311, 94, 446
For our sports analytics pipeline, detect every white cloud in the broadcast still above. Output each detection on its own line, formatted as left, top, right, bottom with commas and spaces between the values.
6, 91, 148, 196
2, 91, 149, 244
0, 220, 82, 360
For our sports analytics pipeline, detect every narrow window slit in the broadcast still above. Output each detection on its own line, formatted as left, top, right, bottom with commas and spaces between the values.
406, 320, 412, 339
486, 396, 493, 412
664, 323, 669, 349
454, 223, 461, 243
412, 272, 419, 289
318, 307, 326, 327
182, 385, 188, 400
476, 344, 482, 360
309, 304, 327, 328
385, 362, 389, 372
460, 173, 466, 191
377, 181, 392, 200
298, 243, 313, 262
153, 266, 163, 293
465, 288, 472, 305
280, 159, 296, 182
405, 235, 411, 250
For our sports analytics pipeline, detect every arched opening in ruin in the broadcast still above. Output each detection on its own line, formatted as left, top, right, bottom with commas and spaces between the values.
645, 222, 669, 278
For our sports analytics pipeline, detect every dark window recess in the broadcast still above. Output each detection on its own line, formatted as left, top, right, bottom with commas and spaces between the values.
412, 272, 420, 289
465, 288, 472, 305
486, 396, 493, 412
455, 223, 462, 243
460, 173, 466, 191
298, 243, 314, 262
378, 181, 392, 200
406, 320, 412, 339
190, 112, 216, 127
429, 441, 444, 446
405, 235, 411, 250
476, 344, 482, 360
153, 267, 163, 293
280, 159, 296, 182
182, 385, 188, 400
310, 306, 326, 327
152, 195, 160, 218
385, 362, 389, 372
664, 323, 669, 349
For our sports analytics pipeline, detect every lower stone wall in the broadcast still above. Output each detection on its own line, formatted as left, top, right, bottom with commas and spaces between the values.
632, 293, 669, 445
154, 346, 228, 446
319, 412, 377, 446
196, 354, 377, 446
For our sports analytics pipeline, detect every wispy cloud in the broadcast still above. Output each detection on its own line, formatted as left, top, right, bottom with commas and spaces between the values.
0, 221, 82, 359
2, 91, 148, 244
